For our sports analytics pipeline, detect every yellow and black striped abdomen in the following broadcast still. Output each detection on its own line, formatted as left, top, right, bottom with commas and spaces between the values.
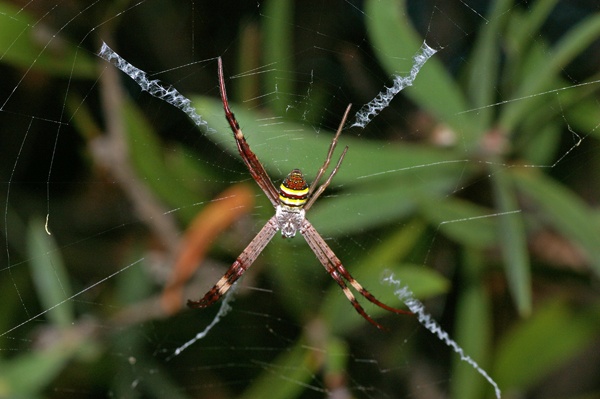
279, 169, 309, 208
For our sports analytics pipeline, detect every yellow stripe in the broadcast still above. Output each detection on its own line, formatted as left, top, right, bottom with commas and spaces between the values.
280, 184, 309, 197
279, 195, 307, 207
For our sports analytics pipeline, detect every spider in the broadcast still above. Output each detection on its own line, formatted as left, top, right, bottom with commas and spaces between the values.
187, 58, 411, 330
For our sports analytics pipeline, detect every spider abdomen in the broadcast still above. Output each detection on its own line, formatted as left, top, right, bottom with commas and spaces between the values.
279, 169, 309, 208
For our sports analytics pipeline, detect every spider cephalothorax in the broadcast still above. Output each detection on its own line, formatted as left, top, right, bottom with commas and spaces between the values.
187, 58, 411, 329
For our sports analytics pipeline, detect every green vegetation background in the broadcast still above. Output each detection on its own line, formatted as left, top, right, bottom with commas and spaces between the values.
1, 0, 599, 398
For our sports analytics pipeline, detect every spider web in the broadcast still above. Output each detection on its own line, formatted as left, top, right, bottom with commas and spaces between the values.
2, 1, 600, 399
96, 39, 500, 398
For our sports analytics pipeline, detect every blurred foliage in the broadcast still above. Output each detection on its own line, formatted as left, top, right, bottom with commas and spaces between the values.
1, 0, 600, 398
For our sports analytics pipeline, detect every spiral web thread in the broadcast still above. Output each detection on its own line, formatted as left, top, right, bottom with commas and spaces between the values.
98, 42, 208, 129
351, 41, 437, 129
383, 272, 502, 399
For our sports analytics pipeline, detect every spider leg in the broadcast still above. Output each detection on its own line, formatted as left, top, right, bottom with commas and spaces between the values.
304, 145, 348, 211
301, 220, 411, 330
305, 104, 352, 211
308, 104, 352, 194
187, 216, 278, 308
217, 57, 280, 207
329, 267, 387, 330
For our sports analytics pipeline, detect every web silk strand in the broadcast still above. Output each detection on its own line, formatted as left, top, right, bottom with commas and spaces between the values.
352, 41, 437, 128
383, 272, 502, 399
97, 42, 208, 128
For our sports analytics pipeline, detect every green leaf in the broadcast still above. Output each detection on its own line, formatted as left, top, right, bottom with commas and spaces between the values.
308, 167, 459, 236
263, 0, 294, 115
123, 100, 208, 223
451, 249, 494, 399
0, 324, 95, 398
494, 300, 600, 390
0, 2, 95, 77
504, 0, 558, 61
518, 114, 562, 166
512, 168, 600, 276
323, 337, 349, 376
365, 0, 475, 141
419, 197, 499, 248
563, 88, 600, 141
239, 340, 315, 399
501, 12, 600, 131
491, 166, 531, 316
27, 218, 73, 328
357, 218, 427, 266
465, 0, 512, 133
